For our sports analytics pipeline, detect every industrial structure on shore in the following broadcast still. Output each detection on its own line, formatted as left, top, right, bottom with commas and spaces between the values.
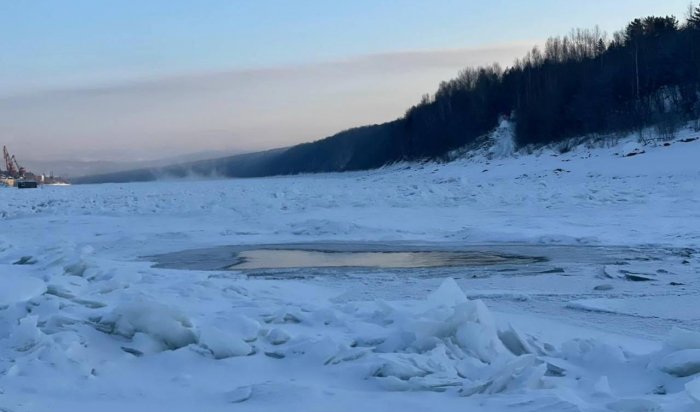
1, 146, 69, 188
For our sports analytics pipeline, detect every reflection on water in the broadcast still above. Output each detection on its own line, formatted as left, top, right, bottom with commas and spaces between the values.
149, 243, 678, 285
230, 249, 542, 270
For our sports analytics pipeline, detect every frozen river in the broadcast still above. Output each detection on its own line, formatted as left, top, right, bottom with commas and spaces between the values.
1, 130, 699, 411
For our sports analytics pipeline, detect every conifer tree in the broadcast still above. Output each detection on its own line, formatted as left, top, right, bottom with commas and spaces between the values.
689, 3, 700, 28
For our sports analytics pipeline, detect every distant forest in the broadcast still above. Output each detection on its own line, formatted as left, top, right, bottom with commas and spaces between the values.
77, 7, 700, 184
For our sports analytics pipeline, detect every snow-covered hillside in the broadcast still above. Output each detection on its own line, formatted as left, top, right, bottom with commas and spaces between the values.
1, 128, 700, 411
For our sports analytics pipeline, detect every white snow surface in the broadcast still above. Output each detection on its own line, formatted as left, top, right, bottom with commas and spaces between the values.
1, 128, 700, 411
488, 119, 516, 158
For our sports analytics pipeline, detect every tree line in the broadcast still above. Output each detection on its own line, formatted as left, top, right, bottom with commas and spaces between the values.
403, 8, 700, 156
77, 7, 700, 183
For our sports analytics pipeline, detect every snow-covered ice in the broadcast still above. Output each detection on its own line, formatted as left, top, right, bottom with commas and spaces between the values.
1, 128, 700, 411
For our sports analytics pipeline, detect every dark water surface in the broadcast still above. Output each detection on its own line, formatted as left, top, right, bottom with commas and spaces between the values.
154, 243, 676, 286
148, 241, 685, 280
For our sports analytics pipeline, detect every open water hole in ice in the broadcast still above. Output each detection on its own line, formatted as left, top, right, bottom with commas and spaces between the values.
148, 241, 676, 281
149, 242, 559, 274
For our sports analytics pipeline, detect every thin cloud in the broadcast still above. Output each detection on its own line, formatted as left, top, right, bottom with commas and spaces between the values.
0, 42, 533, 163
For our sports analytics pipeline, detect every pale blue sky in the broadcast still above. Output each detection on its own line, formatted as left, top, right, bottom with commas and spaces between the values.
0, 0, 691, 93
0, 0, 693, 163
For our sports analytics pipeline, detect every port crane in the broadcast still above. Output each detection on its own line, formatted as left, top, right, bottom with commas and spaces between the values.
3, 146, 25, 178
0, 145, 68, 187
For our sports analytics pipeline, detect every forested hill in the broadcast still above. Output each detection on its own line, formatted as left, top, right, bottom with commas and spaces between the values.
76, 9, 700, 184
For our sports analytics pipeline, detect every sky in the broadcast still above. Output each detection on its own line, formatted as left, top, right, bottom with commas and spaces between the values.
0, 0, 693, 165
